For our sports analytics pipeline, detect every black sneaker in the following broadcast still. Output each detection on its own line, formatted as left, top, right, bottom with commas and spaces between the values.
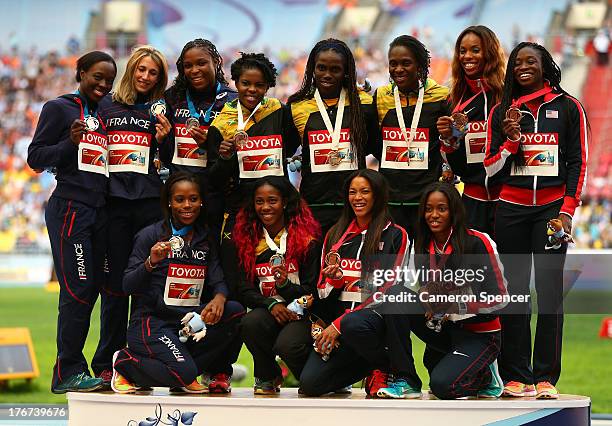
52, 372, 104, 394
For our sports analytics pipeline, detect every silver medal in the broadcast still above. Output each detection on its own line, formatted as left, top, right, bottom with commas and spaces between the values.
150, 100, 166, 117
85, 116, 99, 132
169, 235, 184, 251
185, 117, 200, 131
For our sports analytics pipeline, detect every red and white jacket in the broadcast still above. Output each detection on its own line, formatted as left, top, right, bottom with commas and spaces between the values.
484, 85, 588, 217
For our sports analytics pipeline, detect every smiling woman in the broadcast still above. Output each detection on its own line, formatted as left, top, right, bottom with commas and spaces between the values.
97, 46, 171, 381
26, 51, 117, 393
372, 35, 451, 241
112, 172, 245, 395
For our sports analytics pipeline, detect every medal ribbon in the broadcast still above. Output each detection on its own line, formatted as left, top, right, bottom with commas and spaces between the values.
428, 229, 453, 272
237, 99, 263, 131
170, 220, 193, 236
330, 220, 364, 253
314, 88, 346, 151
394, 84, 424, 152
74, 90, 96, 119
263, 228, 288, 255
511, 86, 553, 108
186, 83, 221, 123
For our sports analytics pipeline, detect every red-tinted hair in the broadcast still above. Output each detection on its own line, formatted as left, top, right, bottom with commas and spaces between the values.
232, 177, 321, 282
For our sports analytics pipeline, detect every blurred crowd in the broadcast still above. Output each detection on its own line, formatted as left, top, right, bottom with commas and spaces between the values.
0, 45, 608, 253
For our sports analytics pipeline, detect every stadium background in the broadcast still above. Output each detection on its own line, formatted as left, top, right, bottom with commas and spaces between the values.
0, 0, 609, 414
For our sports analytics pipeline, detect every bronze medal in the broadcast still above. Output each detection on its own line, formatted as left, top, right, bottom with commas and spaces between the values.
451, 112, 469, 133
234, 130, 248, 148
325, 250, 341, 266
328, 150, 342, 166
269, 253, 285, 268
506, 107, 523, 123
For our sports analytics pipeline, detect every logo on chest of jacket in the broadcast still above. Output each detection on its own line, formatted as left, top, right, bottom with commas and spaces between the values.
545, 110, 558, 119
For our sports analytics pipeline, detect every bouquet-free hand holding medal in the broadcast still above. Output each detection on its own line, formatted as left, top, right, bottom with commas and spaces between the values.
178, 312, 207, 343
545, 218, 574, 250
325, 250, 343, 279
310, 319, 339, 361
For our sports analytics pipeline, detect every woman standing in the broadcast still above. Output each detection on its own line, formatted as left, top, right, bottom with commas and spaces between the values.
484, 42, 588, 399
27, 51, 117, 393
232, 176, 321, 394
161, 39, 237, 241
437, 26, 505, 234
111, 173, 244, 394
299, 169, 408, 396
287, 39, 378, 234
377, 182, 508, 399
207, 52, 290, 298
373, 35, 450, 239
96, 45, 170, 383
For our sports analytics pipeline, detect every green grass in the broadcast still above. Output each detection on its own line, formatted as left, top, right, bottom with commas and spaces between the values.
0, 288, 610, 413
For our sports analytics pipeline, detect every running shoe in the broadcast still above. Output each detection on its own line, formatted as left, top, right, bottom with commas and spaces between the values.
377, 378, 422, 399
96, 369, 112, 390
110, 351, 136, 394
364, 369, 389, 397
536, 381, 559, 399
52, 372, 104, 394
254, 377, 282, 395
170, 378, 207, 394
208, 373, 232, 394
503, 381, 537, 397
477, 360, 503, 398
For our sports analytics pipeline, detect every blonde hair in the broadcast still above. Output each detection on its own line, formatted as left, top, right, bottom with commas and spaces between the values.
113, 45, 169, 105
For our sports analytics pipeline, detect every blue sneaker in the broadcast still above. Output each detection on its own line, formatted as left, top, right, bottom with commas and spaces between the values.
477, 360, 504, 398
377, 378, 422, 399
52, 372, 104, 394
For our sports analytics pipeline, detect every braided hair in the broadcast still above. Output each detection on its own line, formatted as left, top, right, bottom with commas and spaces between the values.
500, 42, 565, 167
389, 35, 430, 90
169, 39, 227, 102
230, 52, 277, 87
287, 39, 366, 163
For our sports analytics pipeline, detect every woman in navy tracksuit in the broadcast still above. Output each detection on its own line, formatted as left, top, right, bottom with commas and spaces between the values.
437, 26, 506, 234
160, 39, 237, 242
27, 51, 117, 393
299, 169, 408, 397
111, 172, 244, 394
484, 42, 588, 399
95, 45, 171, 384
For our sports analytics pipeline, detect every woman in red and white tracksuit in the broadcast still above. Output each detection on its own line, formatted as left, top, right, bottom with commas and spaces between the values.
484, 42, 588, 399
437, 25, 506, 235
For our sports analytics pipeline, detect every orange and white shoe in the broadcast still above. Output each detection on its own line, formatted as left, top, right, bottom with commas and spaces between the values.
536, 381, 559, 399
170, 378, 208, 394
111, 351, 136, 394
503, 381, 536, 397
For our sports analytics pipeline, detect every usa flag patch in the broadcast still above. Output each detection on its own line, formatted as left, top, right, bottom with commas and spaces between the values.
546, 110, 558, 119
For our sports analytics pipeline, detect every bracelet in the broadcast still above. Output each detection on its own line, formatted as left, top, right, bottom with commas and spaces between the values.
275, 278, 290, 289
507, 133, 522, 143
145, 256, 158, 270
